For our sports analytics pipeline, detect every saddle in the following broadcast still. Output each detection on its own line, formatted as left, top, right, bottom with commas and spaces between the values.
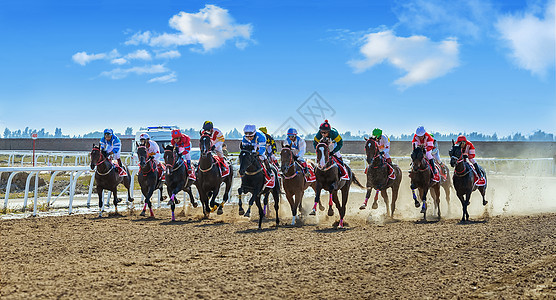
111, 160, 128, 177
364, 161, 396, 180
261, 160, 276, 189
468, 162, 486, 186
331, 156, 349, 181
426, 160, 440, 183
213, 154, 231, 177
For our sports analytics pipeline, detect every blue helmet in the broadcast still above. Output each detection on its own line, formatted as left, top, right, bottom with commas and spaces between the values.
287, 128, 298, 136
103, 128, 113, 135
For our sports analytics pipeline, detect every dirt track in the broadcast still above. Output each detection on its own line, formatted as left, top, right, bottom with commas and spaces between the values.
1, 205, 556, 299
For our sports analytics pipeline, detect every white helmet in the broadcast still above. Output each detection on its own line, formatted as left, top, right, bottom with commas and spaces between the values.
243, 124, 256, 137
139, 133, 150, 140
415, 126, 426, 137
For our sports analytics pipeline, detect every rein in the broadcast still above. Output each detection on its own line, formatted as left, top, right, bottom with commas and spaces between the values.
164, 149, 184, 172
281, 148, 299, 180
316, 142, 335, 171
199, 135, 216, 173
92, 148, 113, 176
452, 155, 470, 177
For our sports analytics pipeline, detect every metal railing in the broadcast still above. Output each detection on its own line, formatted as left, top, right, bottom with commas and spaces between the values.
0, 150, 135, 167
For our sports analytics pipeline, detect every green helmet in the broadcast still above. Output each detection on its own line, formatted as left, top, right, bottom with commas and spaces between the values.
372, 128, 382, 137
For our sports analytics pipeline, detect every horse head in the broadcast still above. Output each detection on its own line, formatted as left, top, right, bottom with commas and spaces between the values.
411, 145, 426, 171
199, 134, 212, 157
449, 139, 462, 168
90, 144, 103, 170
239, 143, 258, 175
163, 144, 177, 167
364, 137, 379, 165
280, 144, 294, 174
316, 141, 330, 168
136, 142, 149, 166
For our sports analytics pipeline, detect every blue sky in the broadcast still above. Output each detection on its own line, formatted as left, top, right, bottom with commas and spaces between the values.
0, 0, 554, 138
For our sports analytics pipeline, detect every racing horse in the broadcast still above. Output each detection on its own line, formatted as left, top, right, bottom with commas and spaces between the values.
359, 137, 402, 218
136, 144, 163, 217
449, 140, 488, 222
314, 138, 364, 228
410, 145, 441, 221
197, 133, 233, 216
163, 145, 197, 221
237, 143, 280, 229
280, 144, 318, 226
90, 145, 133, 217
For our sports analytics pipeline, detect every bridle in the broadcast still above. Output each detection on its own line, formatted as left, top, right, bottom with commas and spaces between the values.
199, 134, 216, 173
91, 147, 113, 176
316, 142, 335, 171
280, 147, 298, 179
164, 149, 183, 172
240, 149, 263, 175
411, 147, 430, 173
365, 139, 384, 168
137, 146, 156, 176
450, 146, 470, 177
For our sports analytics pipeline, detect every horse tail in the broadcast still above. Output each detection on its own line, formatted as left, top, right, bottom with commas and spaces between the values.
351, 172, 365, 189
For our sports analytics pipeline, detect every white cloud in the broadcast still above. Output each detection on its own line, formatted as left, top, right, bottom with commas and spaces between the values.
155, 50, 181, 59
100, 64, 168, 80
129, 4, 252, 52
349, 30, 459, 88
495, 0, 555, 76
125, 49, 151, 60
148, 72, 177, 83
125, 31, 152, 45
72, 52, 106, 66
111, 58, 127, 65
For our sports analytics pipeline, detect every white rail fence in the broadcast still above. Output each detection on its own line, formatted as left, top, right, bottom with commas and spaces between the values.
1, 156, 554, 217
0, 150, 135, 167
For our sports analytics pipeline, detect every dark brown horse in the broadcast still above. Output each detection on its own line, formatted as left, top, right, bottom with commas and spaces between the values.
90, 145, 133, 217
359, 137, 402, 218
410, 145, 441, 221
280, 144, 317, 226
197, 134, 233, 216
314, 139, 364, 228
163, 145, 197, 221
136, 144, 163, 217
449, 141, 488, 222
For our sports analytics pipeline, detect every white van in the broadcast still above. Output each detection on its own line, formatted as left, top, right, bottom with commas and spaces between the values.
133, 126, 200, 162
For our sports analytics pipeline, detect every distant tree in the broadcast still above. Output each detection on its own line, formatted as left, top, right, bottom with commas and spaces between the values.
125, 127, 133, 135
54, 128, 62, 137
3, 128, 10, 138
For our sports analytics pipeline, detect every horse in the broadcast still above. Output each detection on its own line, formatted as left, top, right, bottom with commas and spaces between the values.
314, 138, 364, 228
197, 134, 233, 216
237, 144, 280, 229
410, 145, 441, 221
163, 145, 197, 221
449, 141, 488, 222
280, 144, 317, 226
136, 143, 163, 217
90, 145, 133, 217
359, 137, 402, 218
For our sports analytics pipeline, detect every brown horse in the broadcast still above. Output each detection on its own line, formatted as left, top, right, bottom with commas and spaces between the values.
280, 144, 317, 226
314, 139, 364, 228
359, 137, 402, 218
90, 145, 133, 217
410, 145, 441, 221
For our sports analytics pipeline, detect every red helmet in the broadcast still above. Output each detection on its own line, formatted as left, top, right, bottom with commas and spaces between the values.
171, 129, 181, 138
456, 135, 467, 144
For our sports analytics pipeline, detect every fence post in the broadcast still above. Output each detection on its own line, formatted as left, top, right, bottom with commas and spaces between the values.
33, 172, 39, 216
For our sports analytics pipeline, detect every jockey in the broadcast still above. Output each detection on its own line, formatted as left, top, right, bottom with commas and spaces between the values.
313, 120, 344, 165
284, 128, 308, 173
259, 127, 278, 165
412, 126, 436, 175
170, 129, 195, 180
139, 133, 161, 164
100, 129, 123, 167
456, 135, 484, 179
372, 128, 392, 165
201, 121, 227, 174
241, 125, 266, 159
201, 121, 225, 159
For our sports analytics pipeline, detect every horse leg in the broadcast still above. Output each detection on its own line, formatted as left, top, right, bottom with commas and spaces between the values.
360, 188, 372, 210
97, 186, 103, 217
433, 186, 441, 219
411, 184, 419, 208
286, 192, 296, 225
187, 187, 197, 208
391, 185, 400, 219
420, 188, 428, 220
254, 193, 264, 230
381, 190, 390, 217
463, 192, 472, 222
273, 187, 280, 227
218, 177, 232, 215
327, 193, 334, 217
124, 175, 134, 202
238, 187, 245, 216
479, 186, 487, 206
112, 190, 121, 214
310, 183, 322, 215
210, 187, 219, 213
262, 192, 270, 217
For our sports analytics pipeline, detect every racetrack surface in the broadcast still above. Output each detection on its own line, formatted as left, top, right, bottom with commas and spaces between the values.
2, 207, 556, 299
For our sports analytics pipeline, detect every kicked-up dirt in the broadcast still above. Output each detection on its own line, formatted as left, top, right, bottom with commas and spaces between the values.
1, 206, 556, 299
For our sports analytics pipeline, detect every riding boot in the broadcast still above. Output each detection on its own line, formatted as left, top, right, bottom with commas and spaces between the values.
301, 161, 308, 174
117, 158, 123, 167
429, 159, 436, 175
386, 157, 392, 165
187, 160, 196, 180
473, 163, 482, 177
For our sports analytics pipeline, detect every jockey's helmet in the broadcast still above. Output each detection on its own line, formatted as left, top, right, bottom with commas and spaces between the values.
171, 129, 181, 139
415, 126, 426, 137
139, 133, 150, 140
372, 128, 382, 137
203, 121, 213, 131
456, 135, 467, 144
319, 120, 331, 132
258, 127, 268, 134
243, 125, 256, 137
287, 128, 297, 136
103, 128, 113, 136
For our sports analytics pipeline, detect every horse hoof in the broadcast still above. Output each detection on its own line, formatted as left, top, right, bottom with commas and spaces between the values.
372, 203, 378, 210
244, 211, 251, 218
327, 208, 334, 217
128, 198, 134, 202
211, 205, 218, 212
238, 208, 245, 216
174, 199, 180, 204
115, 198, 122, 204
217, 207, 224, 215
318, 204, 325, 211
420, 207, 426, 214
483, 200, 488, 206
192, 202, 198, 208
309, 209, 316, 216
414, 201, 420, 208
167, 199, 174, 206
139, 210, 146, 217
359, 204, 366, 210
